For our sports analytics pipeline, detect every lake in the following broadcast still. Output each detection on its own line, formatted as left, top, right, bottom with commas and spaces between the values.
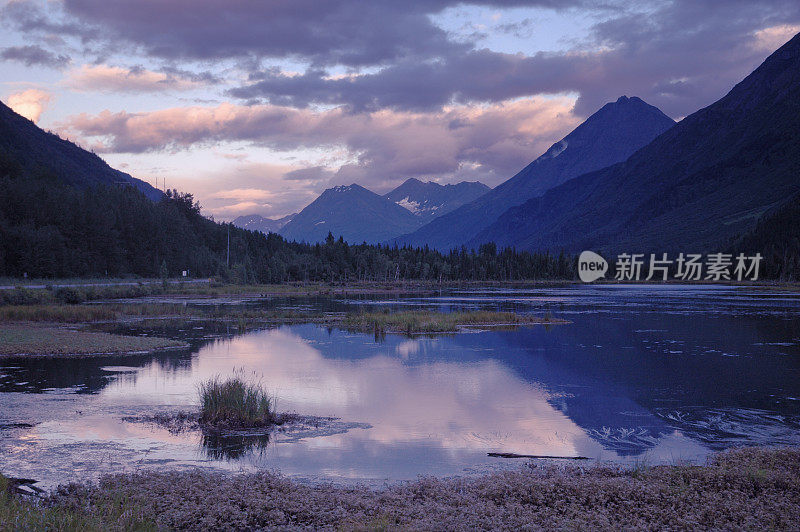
1, 284, 799, 488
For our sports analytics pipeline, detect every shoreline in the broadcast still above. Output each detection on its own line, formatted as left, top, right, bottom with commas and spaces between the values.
0, 306, 566, 357
3, 446, 798, 530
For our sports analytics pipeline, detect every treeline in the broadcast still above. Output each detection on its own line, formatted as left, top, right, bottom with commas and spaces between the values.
0, 174, 575, 282
732, 191, 800, 281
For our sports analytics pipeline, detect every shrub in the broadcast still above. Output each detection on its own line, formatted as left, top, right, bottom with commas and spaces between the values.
0, 287, 52, 305
55, 286, 86, 304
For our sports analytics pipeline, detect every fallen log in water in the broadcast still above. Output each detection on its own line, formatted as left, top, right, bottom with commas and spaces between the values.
488, 452, 590, 460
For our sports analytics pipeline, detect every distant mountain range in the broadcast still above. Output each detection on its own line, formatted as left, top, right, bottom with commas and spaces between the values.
232, 213, 296, 234
471, 31, 800, 254
393, 96, 676, 250
279, 184, 422, 243
0, 101, 162, 201
383, 178, 489, 223
276, 179, 489, 243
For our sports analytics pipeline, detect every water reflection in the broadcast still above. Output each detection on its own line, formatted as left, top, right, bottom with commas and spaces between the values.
201, 430, 272, 460
1, 285, 799, 486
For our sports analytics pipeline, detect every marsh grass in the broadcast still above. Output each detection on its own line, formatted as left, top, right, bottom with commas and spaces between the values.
0, 304, 118, 323
0, 474, 158, 531
0, 283, 174, 306
0, 303, 325, 325
198, 377, 275, 429
343, 310, 559, 334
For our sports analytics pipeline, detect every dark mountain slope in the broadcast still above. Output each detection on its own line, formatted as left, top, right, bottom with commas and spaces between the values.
473, 32, 800, 254
0, 101, 162, 200
395, 96, 675, 250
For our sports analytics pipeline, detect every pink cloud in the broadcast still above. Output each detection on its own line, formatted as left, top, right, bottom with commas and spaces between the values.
64, 64, 203, 93
7, 88, 52, 123
58, 96, 581, 190
751, 24, 800, 52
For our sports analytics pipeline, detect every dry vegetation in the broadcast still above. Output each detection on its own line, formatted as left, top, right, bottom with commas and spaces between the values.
343, 310, 563, 334
0, 473, 157, 531
2, 447, 791, 531
0, 324, 185, 357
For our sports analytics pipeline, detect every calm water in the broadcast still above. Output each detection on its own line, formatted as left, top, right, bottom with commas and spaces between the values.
1, 285, 799, 488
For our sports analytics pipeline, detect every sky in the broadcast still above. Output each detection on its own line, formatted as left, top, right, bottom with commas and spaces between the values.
1, 0, 799, 221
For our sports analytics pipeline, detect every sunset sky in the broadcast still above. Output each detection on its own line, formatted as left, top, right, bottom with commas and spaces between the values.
1, 0, 798, 220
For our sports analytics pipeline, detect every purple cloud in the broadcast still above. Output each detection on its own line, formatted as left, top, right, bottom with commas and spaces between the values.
0, 45, 70, 68
228, 1, 800, 117
8, 0, 797, 119
6, 0, 584, 67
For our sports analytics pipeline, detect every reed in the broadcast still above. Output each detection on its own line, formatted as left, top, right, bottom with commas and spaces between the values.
198, 377, 274, 428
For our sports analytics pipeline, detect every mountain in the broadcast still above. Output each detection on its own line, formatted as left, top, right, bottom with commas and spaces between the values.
233, 177, 487, 236
469, 32, 800, 254
0, 100, 162, 201
279, 184, 421, 243
383, 178, 489, 223
394, 96, 676, 250
232, 213, 296, 234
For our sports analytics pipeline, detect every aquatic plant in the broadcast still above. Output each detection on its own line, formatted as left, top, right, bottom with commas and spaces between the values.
198, 376, 274, 428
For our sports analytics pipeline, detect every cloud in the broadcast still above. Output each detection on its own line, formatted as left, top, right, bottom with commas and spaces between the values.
4, 0, 579, 67
229, 1, 800, 117
6, 0, 798, 120
168, 161, 322, 219
212, 188, 276, 201
284, 166, 337, 182
64, 64, 204, 93
7, 88, 52, 122
58, 96, 580, 190
0, 45, 69, 67
751, 23, 800, 51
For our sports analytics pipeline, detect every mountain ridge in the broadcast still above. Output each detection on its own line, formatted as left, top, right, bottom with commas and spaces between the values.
383, 178, 489, 222
470, 32, 800, 253
392, 95, 676, 250
277, 178, 490, 244
279, 183, 421, 243
232, 213, 296, 234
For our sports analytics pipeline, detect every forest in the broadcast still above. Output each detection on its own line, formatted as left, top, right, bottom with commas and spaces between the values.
0, 172, 576, 283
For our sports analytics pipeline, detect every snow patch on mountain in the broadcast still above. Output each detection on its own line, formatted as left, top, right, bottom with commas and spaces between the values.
396, 197, 421, 214
549, 140, 568, 158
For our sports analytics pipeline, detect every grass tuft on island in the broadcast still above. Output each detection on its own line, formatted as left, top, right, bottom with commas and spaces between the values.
198, 377, 276, 430
1, 446, 795, 530
343, 310, 565, 334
